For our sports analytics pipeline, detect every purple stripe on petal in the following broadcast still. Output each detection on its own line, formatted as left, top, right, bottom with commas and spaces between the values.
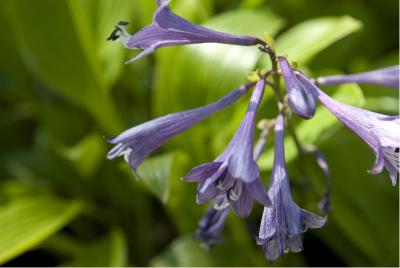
231, 186, 253, 217
317, 66, 399, 89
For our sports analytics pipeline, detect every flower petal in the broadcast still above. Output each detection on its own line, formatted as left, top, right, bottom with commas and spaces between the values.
182, 162, 223, 182
246, 178, 271, 207
231, 186, 253, 217
301, 209, 327, 230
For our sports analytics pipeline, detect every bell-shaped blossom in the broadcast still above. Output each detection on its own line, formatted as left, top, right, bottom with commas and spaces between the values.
297, 72, 400, 185
108, 0, 262, 63
278, 56, 316, 119
182, 77, 271, 217
257, 114, 326, 261
195, 196, 230, 249
316, 66, 399, 89
107, 83, 253, 173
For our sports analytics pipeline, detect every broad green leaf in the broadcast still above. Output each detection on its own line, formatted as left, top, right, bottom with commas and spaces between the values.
136, 153, 174, 203
0, 196, 82, 264
61, 228, 128, 267
2, 0, 131, 132
259, 83, 365, 170
276, 16, 362, 64
57, 133, 106, 178
150, 236, 215, 267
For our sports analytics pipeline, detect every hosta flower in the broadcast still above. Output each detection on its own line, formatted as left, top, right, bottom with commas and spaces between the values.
257, 114, 326, 261
278, 56, 316, 119
183, 77, 270, 217
195, 196, 230, 249
107, 83, 253, 172
316, 66, 399, 89
297, 72, 400, 185
108, 0, 262, 63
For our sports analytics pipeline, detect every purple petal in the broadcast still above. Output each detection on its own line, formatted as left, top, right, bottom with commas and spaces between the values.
317, 66, 399, 89
278, 57, 316, 119
231, 186, 253, 217
196, 182, 218, 204
182, 162, 222, 182
227, 77, 266, 183
246, 178, 271, 207
301, 209, 327, 229
106, 84, 251, 171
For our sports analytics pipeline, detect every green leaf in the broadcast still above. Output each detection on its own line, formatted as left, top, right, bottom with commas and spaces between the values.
0, 196, 82, 264
258, 83, 365, 170
150, 236, 215, 267
61, 228, 128, 267
2, 0, 134, 132
136, 153, 174, 203
276, 16, 362, 64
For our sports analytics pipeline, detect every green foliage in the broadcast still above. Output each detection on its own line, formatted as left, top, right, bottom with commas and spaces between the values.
0, 196, 82, 265
0, 0, 398, 266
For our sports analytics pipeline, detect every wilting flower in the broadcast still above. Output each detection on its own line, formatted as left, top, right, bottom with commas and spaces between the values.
278, 57, 316, 119
297, 72, 400, 185
316, 66, 399, 89
183, 77, 270, 217
195, 196, 230, 249
107, 83, 253, 173
108, 0, 262, 63
257, 114, 326, 261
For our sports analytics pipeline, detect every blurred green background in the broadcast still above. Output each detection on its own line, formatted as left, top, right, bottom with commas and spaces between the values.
0, 0, 398, 266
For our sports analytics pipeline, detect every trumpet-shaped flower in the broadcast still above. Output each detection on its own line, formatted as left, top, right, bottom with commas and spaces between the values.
107, 83, 253, 173
297, 72, 400, 185
278, 57, 316, 119
316, 66, 399, 89
257, 114, 326, 261
195, 196, 230, 249
183, 77, 270, 217
108, 0, 262, 63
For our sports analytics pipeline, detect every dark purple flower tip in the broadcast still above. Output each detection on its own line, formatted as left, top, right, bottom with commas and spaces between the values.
257, 114, 326, 261
195, 196, 230, 249
278, 56, 316, 119
106, 84, 252, 173
316, 66, 400, 89
109, 0, 262, 63
183, 77, 270, 216
296, 73, 400, 186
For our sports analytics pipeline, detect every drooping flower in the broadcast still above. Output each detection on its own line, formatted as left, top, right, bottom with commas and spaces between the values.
297, 72, 400, 185
278, 56, 316, 119
195, 196, 230, 249
182, 77, 271, 217
316, 66, 399, 89
108, 0, 263, 63
107, 83, 254, 173
257, 114, 326, 261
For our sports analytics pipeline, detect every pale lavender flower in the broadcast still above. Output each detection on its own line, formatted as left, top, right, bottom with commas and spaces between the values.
297, 72, 400, 185
195, 196, 230, 249
278, 56, 316, 119
257, 114, 326, 261
316, 66, 399, 89
108, 0, 262, 63
182, 77, 270, 217
107, 83, 253, 173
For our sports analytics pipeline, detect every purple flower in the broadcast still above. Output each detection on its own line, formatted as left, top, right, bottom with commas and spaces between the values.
316, 66, 399, 89
297, 72, 400, 186
182, 77, 271, 217
278, 57, 316, 119
107, 83, 253, 172
195, 196, 230, 249
108, 0, 262, 63
257, 114, 326, 261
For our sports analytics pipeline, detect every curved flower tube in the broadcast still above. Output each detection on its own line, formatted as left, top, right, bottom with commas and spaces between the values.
108, 0, 263, 63
316, 66, 399, 89
257, 114, 326, 261
107, 83, 254, 173
182, 77, 271, 217
297, 72, 400, 185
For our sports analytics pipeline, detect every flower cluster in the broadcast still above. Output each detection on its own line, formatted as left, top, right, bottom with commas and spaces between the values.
107, 0, 399, 262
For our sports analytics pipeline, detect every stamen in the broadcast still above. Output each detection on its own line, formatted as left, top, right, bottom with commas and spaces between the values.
214, 196, 230, 210
382, 146, 400, 169
107, 28, 121, 41
118, 21, 129, 26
